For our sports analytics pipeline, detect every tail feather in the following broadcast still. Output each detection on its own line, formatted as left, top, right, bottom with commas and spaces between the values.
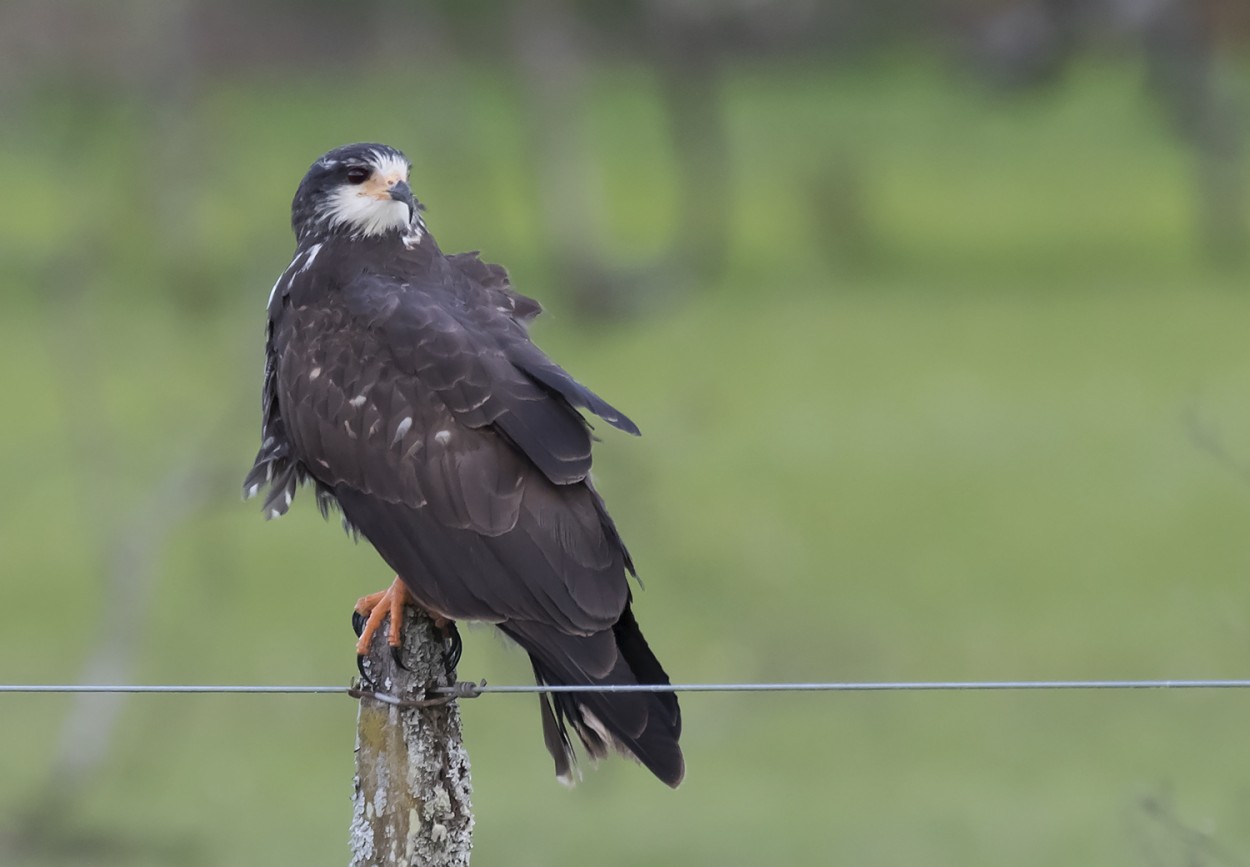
529, 660, 578, 786
502, 606, 684, 788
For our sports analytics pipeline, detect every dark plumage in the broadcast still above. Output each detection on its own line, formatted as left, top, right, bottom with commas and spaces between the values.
243, 143, 683, 787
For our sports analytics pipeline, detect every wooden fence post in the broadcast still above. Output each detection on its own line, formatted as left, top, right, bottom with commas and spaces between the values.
349, 607, 474, 866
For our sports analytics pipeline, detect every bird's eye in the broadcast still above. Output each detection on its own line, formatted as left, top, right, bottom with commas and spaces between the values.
345, 166, 370, 185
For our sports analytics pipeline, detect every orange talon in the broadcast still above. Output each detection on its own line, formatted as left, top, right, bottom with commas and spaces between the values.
354, 576, 410, 655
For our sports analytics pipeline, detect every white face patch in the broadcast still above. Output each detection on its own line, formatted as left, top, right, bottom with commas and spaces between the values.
322, 188, 411, 237
319, 149, 415, 238
369, 149, 409, 182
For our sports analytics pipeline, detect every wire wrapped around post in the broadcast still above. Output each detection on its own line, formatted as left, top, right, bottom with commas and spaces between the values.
349, 606, 473, 867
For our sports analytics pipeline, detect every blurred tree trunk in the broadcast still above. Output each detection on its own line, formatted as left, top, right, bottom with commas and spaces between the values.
507, 0, 739, 316
1144, 0, 1246, 264
969, 0, 1246, 265
507, 0, 617, 315
646, 0, 734, 286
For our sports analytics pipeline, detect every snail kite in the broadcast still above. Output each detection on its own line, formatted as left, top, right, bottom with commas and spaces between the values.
243, 143, 683, 787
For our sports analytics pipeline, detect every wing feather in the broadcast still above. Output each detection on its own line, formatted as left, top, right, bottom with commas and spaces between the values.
244, 235, 681, 783
253, 261, 632, 630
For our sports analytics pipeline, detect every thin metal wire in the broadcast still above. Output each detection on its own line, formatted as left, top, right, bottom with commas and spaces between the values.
0, 684, 345, 694
2, 679, 1250, 696
449, 679, 1250, 694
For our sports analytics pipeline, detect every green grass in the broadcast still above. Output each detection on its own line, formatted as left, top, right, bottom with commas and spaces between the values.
2, 54, 1249, 865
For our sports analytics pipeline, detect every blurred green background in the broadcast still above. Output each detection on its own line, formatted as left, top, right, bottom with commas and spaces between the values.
2, 1, 1250, 864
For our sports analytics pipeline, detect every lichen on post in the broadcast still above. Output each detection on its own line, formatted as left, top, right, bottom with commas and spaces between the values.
349, 606, 473, 867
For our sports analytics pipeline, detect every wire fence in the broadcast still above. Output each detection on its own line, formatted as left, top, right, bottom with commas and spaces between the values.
3, 678, 1250, 698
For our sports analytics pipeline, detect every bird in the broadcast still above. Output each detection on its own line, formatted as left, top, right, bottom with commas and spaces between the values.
242, 142, 683, 788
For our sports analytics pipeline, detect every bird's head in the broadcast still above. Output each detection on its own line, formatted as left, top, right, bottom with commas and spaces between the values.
290, 143, 420, 241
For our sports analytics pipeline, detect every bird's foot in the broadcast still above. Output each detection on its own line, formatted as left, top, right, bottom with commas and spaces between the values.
353, 577, 411, 679
352, 578, 460, 684
432, 617, 462, 682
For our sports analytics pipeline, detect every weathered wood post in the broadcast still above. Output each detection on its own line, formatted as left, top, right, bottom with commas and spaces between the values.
349, 607, 473, 866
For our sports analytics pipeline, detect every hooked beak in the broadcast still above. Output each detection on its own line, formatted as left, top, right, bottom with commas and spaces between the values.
388, 180, 415, 219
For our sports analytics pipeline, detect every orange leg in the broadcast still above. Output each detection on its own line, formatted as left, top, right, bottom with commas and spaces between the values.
353, 576, 410, 656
